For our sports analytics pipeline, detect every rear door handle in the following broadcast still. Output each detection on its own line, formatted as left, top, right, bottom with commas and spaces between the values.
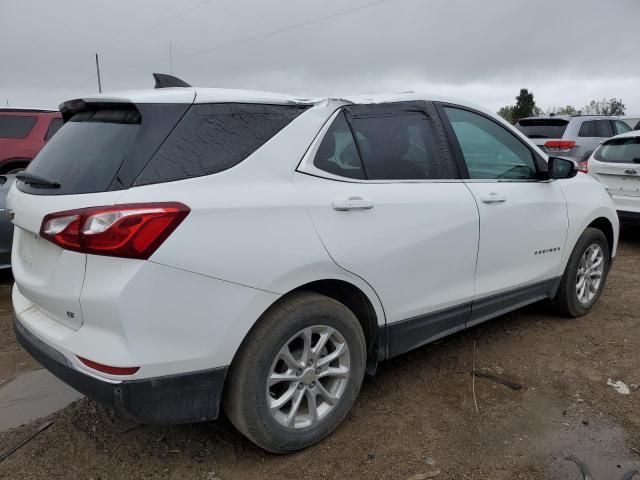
480, 192, 507, 204
332, 196, 374, 211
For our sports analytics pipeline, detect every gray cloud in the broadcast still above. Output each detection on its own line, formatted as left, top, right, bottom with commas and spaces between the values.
1, 0, 639, 113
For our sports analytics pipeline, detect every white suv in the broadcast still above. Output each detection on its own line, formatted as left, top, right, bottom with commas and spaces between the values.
10, 80, 619, 453
587, 130, 640, 224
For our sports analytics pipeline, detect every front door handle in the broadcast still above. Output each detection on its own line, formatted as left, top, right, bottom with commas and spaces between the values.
332, 196, 374, 211
480, 192, 507, 204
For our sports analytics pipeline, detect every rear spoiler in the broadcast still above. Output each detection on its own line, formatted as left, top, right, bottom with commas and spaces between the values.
59, 74, 193, 121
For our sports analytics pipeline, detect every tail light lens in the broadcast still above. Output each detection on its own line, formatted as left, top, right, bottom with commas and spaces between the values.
544, 140, 576, 153
40, 202, 189, 259
578, 160, 589, 173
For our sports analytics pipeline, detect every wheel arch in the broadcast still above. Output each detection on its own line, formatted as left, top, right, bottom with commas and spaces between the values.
288, 279, 384, 370
587, 217, 615, 258
231, 276, 387, 378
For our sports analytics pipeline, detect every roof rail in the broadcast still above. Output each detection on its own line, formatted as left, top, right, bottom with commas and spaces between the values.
569, 114, 615, 117
152, 73, 191, 89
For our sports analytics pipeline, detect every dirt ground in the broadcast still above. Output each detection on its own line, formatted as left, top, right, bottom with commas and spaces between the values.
1, 229, 639, 480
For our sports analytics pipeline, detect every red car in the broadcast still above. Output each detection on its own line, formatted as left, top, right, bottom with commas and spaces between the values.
0, 108, 63, 173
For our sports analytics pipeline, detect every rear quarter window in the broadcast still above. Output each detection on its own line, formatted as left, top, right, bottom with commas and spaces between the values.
135, 103, 308, 186
0, 115, 38, 138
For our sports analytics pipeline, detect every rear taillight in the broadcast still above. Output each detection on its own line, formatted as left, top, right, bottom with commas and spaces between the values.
40, 202, 189, 259
544, 140, 576, 153
578, 160, 589, 173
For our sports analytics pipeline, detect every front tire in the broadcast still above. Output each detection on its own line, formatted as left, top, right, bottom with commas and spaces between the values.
553, 227, 610, 317
223, 291, 366, 453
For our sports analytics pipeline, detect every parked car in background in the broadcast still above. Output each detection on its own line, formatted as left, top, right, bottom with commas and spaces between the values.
10, 81, 619, 453
620, 116, 640, 131
515, 115, 631, 164
587, 130, 640, 224
0, 108, 63, 173
0, 175, 15, 268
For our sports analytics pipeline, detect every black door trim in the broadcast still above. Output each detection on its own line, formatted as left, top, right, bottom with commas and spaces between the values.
381, 277, 561, 359
385, 302, 471, 359
467, 277, 561, 328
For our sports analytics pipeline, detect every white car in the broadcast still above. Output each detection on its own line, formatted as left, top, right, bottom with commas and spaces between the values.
10, 79, 619, 453
587, 130, 640, 224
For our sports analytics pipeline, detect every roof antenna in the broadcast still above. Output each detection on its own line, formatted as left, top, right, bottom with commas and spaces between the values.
153, 73, 191, 89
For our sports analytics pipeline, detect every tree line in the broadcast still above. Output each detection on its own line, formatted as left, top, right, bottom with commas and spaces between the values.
497, 89, 626, 124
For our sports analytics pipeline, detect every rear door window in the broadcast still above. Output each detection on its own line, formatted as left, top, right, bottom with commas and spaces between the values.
579, 120, 614, 138
135, 103, 308, 186
515, 118, 569, 139
594, 137, 640, 164
0, 115, 37, 138
341, 102, 458, 180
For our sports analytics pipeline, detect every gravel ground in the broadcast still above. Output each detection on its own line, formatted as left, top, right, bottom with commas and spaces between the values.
0, 228, 639, 480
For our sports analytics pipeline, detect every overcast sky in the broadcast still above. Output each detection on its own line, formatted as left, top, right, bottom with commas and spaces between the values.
1, 0, 639, 114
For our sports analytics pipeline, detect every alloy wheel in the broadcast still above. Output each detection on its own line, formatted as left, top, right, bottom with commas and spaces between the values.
266, 325, 350, 429
576, 243, 604, 305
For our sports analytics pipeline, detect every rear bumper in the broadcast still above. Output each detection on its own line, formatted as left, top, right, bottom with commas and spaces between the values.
14, 317, 228, 425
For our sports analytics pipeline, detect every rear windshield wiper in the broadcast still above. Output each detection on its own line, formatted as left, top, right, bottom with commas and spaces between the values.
16, 172, 61, 188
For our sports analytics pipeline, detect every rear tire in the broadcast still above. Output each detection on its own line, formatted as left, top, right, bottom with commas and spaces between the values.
223, 291, 366, 453
553, 227, 610, 317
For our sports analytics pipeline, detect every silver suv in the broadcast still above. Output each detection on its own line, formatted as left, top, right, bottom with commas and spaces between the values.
515, 115, 631, 163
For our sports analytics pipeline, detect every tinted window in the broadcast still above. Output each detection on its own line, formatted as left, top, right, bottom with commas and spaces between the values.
579, 120, 614, 137
444, 107, 537, 180
614, 120, 632, 135
20, 108, 141, 194
515, 118, 569, 139
0, 115, 37, 138
594, 137, 640, 164
349, 112, 455, 180
44, 118, 63, 141
313, 112, 365, 179
135, 103, 308, 186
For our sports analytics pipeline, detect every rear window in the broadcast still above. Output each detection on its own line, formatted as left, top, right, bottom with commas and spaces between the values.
515, 118, 569, 139
594, 137, 640, 164
19, 107, 142, 195
578, 120, 613, 138
0, 115, 37, 138
135, 103, 308, 186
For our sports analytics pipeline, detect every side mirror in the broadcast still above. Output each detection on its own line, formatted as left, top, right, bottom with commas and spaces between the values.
548, 156, 579, 179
